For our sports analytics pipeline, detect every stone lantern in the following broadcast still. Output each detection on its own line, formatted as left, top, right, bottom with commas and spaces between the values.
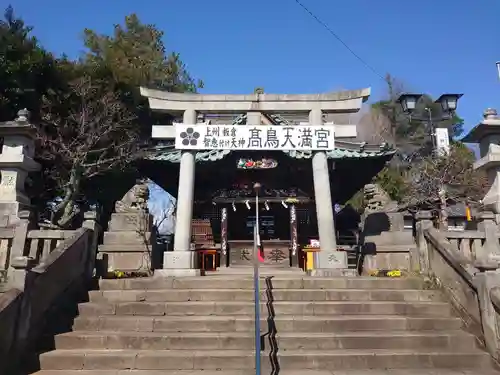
0, 109, 40, 223
463, 108, 500, 216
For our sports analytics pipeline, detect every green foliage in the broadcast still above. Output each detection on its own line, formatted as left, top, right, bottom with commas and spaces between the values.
347, 166, 407, 211
80, 13, 203, 140
0, 6, 60, 121
82, 14, 202, 93
371, 74, 464, 164
402, 142, 488, 210
0, 7, 202, 227
357, 74, 468, 212
373, 167, 407, 202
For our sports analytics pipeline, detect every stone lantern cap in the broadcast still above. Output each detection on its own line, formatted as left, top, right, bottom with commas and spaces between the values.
0, 109, 37, 137
462, 108, 500, 143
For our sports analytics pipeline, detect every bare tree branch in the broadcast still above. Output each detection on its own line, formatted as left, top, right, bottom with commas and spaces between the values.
37, 75, 144, 228
402, 143, 489, 213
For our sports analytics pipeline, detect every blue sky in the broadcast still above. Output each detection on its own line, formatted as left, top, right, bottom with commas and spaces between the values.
5, 0, 500, 231
7, 0, 500, 132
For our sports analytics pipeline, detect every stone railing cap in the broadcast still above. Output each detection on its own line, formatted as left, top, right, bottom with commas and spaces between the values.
474, 259, 499, 272
18, 210, 34, 220
84, 211, 98, 220
478, 211, 496, 220
415, 211, 433, 220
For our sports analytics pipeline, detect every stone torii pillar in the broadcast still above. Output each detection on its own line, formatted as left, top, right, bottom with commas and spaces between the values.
309, 108, 349, 275
158, 109, 200, 277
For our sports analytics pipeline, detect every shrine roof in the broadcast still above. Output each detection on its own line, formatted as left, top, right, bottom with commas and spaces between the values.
146, 113, 395, 163
147, 141, 395, 163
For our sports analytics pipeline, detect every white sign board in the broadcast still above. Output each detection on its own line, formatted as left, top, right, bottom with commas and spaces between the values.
174, 124, 335, 150
435, 127, 450, 155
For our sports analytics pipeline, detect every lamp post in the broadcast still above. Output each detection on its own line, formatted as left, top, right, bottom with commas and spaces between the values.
252, 182, 262, 375
254, 182, 261, 243
397, 92, 463, 229
496, 61, 500, 80
396, 93, 463, 155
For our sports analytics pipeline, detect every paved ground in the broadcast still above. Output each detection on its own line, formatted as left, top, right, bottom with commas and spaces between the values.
29, 371, 500, 375
299, 371, 500, 375
174, 372, 497, 375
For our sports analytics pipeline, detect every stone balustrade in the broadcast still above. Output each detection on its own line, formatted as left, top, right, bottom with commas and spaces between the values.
416, 210, 500, 362
0, 211, 101, 374
441, 230, 485, 262
0, 211, 100, 289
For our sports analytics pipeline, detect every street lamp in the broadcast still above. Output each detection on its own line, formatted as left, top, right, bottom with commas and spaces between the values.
397, 92, 463, 154
496, 61, 500, 80
435, 94, 463, 114
397, 92, 463, 122
396, 93, 422, 114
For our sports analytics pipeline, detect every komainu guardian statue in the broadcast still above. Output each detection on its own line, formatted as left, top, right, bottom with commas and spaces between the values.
115, 179, 150, 213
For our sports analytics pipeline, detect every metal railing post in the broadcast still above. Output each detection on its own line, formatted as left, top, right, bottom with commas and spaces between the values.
253, 192, 261, 375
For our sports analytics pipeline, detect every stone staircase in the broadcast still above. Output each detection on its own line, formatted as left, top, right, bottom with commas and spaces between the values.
34, 275, 499, 374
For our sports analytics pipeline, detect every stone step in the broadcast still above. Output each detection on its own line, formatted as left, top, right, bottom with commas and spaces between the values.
210, 267, 306, 276
88, 288, 442, 303
103, 232, 152, 244
39, 349, 492, 370
98, 244, 150, 253
31, 370, 500, 375
55, 330, 478, 351
79, 300, 452, 317
73, 315, 463, 332
98, 277, 424, 291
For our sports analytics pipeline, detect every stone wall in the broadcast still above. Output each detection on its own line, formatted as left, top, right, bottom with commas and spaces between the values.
416, 211, 500, 361
0, 225, 97, 374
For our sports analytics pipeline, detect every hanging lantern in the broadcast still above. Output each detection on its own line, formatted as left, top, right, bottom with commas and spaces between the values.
466, 205, 472, 221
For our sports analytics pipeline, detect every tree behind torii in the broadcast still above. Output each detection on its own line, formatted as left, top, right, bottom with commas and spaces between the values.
38, 76, 143, 228
402, 142, 489, 228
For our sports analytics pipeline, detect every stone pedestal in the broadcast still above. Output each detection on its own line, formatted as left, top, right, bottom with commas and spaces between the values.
0, 109, 40, 223
98, 211, 153, 273
477, 211, 500, 262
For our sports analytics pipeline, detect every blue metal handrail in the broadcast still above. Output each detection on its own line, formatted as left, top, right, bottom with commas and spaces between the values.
253, 192, 261, 375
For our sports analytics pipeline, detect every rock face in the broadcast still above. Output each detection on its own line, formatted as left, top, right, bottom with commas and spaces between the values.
363, 183, 398, 213
34, 274, 495, 373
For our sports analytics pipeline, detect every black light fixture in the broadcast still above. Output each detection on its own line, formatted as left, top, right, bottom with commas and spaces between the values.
435, 94, 463, 114
397, 93, 422, 113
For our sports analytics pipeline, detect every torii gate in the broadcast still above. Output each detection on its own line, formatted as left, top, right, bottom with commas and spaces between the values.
140, 87, 370, 276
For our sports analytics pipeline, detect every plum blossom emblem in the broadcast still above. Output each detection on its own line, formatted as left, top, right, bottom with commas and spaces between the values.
180, 127, 200, 146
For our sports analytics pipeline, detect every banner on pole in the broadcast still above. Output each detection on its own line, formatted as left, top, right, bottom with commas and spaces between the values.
174, 123, 335, 151
435, 127, 450, 155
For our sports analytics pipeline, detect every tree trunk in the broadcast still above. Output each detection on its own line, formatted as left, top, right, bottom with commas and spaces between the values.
51, 167, 82, 229
438, 188, 448, 230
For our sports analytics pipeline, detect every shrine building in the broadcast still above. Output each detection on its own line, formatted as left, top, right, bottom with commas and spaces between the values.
139, 88, 395, 276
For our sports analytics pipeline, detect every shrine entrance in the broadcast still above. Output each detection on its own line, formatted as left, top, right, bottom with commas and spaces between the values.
139, 88, 395, 276
192, 150, 317, 270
